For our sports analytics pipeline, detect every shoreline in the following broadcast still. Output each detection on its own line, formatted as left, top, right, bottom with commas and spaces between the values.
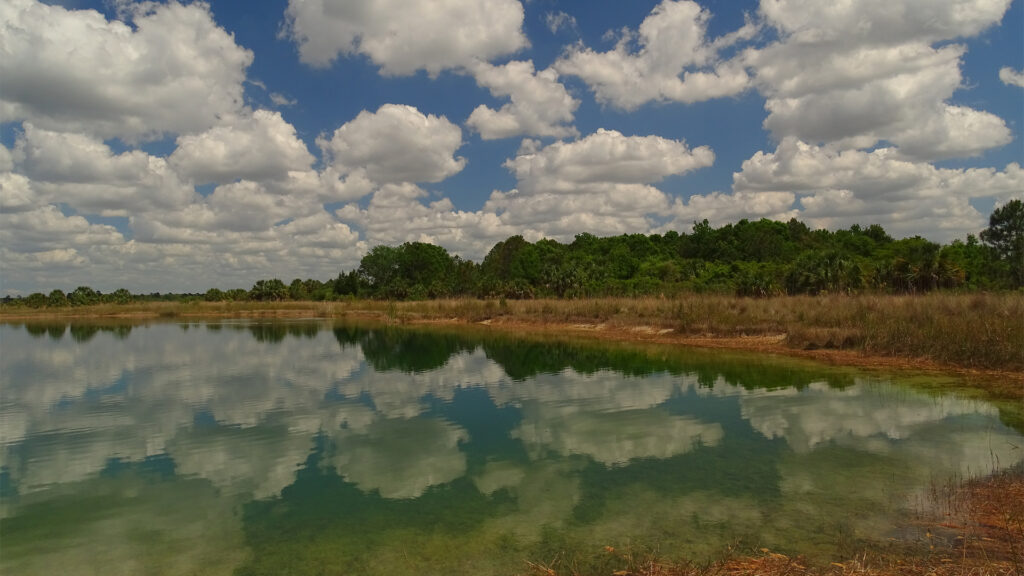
3, 298, 1021, 399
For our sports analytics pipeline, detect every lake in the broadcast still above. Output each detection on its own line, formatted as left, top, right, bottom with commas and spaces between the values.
1, 319, 1021, 575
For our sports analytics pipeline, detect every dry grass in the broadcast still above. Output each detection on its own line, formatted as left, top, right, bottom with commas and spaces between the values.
4, 293, 1022, 371
378, 293, 1023, 370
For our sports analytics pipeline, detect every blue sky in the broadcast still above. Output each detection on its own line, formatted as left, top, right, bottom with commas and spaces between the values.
0, 0, 1021, 293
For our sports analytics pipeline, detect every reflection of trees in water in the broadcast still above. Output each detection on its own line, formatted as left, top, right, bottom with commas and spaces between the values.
332, 326, 475, 373
361, 331, 475, 373
326, 323, 859, 394
248, 322, 321, 343
18, 322, 133, 342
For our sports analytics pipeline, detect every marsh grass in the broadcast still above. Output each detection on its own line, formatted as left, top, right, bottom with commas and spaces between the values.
4, 293, 1022, 370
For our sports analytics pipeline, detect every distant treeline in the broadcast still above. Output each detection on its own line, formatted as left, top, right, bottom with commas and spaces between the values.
6, 201, 1022, 307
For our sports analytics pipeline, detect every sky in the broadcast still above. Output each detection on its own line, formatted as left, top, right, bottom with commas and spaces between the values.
0, 0, 1022, 294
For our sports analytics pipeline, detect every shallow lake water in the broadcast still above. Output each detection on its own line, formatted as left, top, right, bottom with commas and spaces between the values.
1, 320, 1021, 575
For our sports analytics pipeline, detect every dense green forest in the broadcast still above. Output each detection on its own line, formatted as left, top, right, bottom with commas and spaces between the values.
6, 200, 1022, 307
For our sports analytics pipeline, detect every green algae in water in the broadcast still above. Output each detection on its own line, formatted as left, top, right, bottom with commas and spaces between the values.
1, 320, 1022, 575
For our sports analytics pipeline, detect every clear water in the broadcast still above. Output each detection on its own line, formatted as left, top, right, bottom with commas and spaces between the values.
1, 320, 1021, 575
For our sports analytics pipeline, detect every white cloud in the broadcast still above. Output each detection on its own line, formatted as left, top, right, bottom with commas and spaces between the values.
319, 104, 466, 185
1000, 66, 1024, 88
665, 190, 798, 229
337, 183, 513, 259
466, 60, 579, 140
745, 0, 1014, 161
270, 93, 298, 107
0, 172, 36, 213
332, 128, 716, 258
728, 138, 1024, 239
545, 11, 578, 35
169, 110, 316, 185
0, 205, 125, 254
283, 0, 528, 75
504, 128, 714, 192
12, 124, 196, 216
555, 0, 753, 110
759, 0, 1011, 44
0, 0, 252, 141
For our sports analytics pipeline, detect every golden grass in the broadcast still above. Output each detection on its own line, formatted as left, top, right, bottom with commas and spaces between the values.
359, 293, 1023, 371
4, 293, 1022, 371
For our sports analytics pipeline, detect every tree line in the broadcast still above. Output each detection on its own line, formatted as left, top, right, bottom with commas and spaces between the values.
6, 200, 1021, 307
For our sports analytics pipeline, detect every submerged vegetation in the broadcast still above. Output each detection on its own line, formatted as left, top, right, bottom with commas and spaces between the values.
520, 466, 1024, 576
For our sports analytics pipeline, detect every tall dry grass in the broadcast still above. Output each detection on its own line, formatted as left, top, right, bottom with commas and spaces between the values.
382, 293, 1023, 370
4, 293, 1021, 370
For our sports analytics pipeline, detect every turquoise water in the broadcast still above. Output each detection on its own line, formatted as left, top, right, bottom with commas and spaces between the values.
1, 320, 1021, 575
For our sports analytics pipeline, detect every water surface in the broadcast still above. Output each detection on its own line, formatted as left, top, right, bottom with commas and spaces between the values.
1, 320, 1021, 575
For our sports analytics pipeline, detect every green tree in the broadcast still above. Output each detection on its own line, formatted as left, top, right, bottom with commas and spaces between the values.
358, 245, 406, 298
250, 279, 288, 301
980, 199, 1024, 287
25, 292, 47, 308
47, 289, 68, 307
204, 288, 227, 302
109, 288, 132, 304
288, 278, 309, 301
68, 286, 99, 306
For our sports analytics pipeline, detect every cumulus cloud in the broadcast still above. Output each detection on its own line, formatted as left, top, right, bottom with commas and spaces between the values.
283, 0, 528, 75
337, 183, 513, 258
0, 0, 252, 141
12, 124, 196, 216
665, 190, 798, 229
1000, 67, 1024, 88
728, 138, 1024, 239
332, 128, 716, 258
0, 205, 124, 254
319, 104, 466, 185
745, 0, 1014, 160
466, 60, 579, 140
169, 110, 316, 185
505, 128, 713, 192
555, 0, 754, 110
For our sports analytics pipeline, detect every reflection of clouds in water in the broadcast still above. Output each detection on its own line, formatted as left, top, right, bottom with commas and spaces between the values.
474, 459, 582, 540
740, 381, 1004, 454
487, 369, 679, 412
472, 460, 527, 495
168, 426, 316, 499
515, 405, 723, 466
11, 429, 160, 493
336, 349, 507, 418
738, 379, 1024, 542
330, 417, 468, 499
3, 322, 1020, 511
0, 324, 366, 495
